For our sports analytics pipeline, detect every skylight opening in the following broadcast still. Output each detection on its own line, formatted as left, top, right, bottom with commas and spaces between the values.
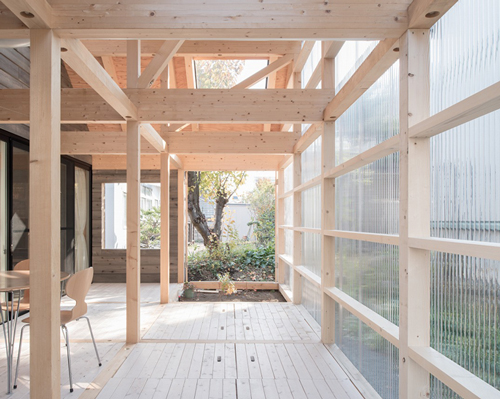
194, 59, 269, 89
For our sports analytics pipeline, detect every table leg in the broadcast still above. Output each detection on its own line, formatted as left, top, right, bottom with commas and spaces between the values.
1, 290, 21, 394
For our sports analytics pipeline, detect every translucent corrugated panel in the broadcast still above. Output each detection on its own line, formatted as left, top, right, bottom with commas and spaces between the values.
335, 238, 399, 325
301, 136, 322, 183
301, 232, 321, 277
301, 185, 321, 229
301, 41, 321, 88
336, 153, 399, 235
283, 262, 293, 291
284, 195, 293, 226
335, 303, 399, 399
430, 252, 500, 396
335, 40, 379, 92
301, 278, 321, 325
284, 163, 294, 193
430, 0, 500, 114
284, 229, 293, 258
430, 113, 500, 244
335, 62, 399, 166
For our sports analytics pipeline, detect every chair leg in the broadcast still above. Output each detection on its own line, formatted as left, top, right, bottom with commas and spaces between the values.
61, 325, 74, 393
13, 324, 29, 389
78, 316, 101, 366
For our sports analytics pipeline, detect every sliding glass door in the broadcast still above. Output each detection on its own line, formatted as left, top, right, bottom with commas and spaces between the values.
0, 141, 7, 272
11, 143, 29, 268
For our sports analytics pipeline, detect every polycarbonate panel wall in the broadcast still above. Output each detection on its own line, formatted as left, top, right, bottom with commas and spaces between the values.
301, 278, 321, 325
284, 163, 293, 193
301, 232, 321, 277
284, 196, 293, 226
335, 40, 379, 92
301, 185, 321, 229
302, 41, 321, 88
301, 136, 322, 183
284, 229, 293, 258
336, 153, 399, 235
335, 62, 399, 166
283, 262, 293, 290
335, 303, 399, 399
335, 238, 399, 325
430, 252, 500, 396
428, 0, 500, 395
430, 0, 500, 114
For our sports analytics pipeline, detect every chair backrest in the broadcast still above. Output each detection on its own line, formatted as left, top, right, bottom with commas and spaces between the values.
14, 260, 30, 304
65, 267, 94, 322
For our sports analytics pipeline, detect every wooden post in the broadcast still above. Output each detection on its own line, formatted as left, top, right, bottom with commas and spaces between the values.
160, 152, 170, 303
292, 71, 302, 304
126, 40, 141, 344
29, 29, 61, 399
399, 29, 431, 399
178, 170, 185, 283
321, 42, 336, 344
276, 169, 285, 284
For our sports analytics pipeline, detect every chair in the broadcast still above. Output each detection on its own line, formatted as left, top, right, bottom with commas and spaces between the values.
14, 267, 101, 392
1, 260, 30, 313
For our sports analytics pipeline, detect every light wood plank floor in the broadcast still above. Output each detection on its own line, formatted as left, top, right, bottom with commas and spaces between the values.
0, 284, 364, 399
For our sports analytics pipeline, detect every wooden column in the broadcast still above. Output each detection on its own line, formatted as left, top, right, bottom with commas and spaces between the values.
321, 42, 336, 344
160, 153, 170, 303
292, 71, 303, 304
126, 40, 141, 343
399, 29, 431, 399
276, 168, 285, 283
29, 29, 61, 399
177, 170, 185, 283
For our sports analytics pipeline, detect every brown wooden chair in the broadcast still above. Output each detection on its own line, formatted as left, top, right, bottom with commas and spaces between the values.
14, 267, 101, 392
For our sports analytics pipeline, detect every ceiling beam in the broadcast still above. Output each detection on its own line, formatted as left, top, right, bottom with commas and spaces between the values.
140, 124, 166, 152
61, 131, 158, 154
81, 40, 301, 57
61, 38, 137, 120
1, 0, 52, 29
408, 0, 458, 28
101, 55, 119, 84
92, 154, 164, 170
323, 38, 400, 121
166, 131, 296, 154
0, 88, 334, 124
232, 54, 294, 89
170, 154, 183, 169
180, 154, 284, 171
137, 40, 184, 89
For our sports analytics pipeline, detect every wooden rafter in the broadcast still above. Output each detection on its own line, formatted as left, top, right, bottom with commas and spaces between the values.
137, 40, 184, 89
1, 0, 52, 29
408, 0, 458, 28
232, 54, 294, 89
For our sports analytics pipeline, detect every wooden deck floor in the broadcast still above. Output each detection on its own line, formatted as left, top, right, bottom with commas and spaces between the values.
0, 284, 364, 399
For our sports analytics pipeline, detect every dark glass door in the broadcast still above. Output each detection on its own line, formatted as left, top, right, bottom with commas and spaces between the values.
10, 143, 29, 267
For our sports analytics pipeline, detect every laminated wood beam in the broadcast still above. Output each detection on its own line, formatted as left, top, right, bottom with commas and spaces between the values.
137, 40, 184, 89
140, 124, 166, 152
232, 54, 294, 89
323, 38, 400, 121
1, 0, 52, 29
180, 154, 283, 171
61, 131, 158, 154
408, 0, 458, 29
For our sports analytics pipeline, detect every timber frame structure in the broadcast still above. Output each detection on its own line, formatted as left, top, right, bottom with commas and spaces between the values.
0, 0, 499, 398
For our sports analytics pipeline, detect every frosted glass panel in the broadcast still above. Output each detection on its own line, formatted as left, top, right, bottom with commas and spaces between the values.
283, 262, 293, 290
301, 232, 321, 277
284, 196, 293, 226
431, 252, 500, 395
284, 163, 293, 193
301, 278, 321, 325
301, 136, 322, 183
335, 40, 379, 92
336, 62, 399, 166
430, 113, 500, 244
336, 153, 399, 235
335, 303, 399, 399
430, 0, 500, 114
301, 185, 321, 229
335, 238, 399, 325
284, 229, 293, 257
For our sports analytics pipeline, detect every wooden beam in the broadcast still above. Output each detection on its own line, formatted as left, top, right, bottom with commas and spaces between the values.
137, 40, 184, 89
92, 154, 162, 170
140, 124, 166, 152
29, 29, 61, 399
177, 171, 185, 283
232, 54, 294, 89
166, 131, 296, 154
408, 0, 458, 29
0, 29, 30, 39
323, 38, 400, 121
160, 152, 170, 303
61, 38, 137, 120
409, 80, 500, 138
409, 237, 500, 262
1, 0, 52, 29
82, 40, 302, 57
293, 123, 322, 154
0, 89, 334, 124
180, 154, 283, 171
101, 55, 119, 84
61, 131, 158, 154
169, 154, 183, 169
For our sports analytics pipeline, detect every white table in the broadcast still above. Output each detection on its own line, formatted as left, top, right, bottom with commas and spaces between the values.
0, 270, 69, 394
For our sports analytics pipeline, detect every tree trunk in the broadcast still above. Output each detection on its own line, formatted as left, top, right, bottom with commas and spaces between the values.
187, 171, 212, 247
